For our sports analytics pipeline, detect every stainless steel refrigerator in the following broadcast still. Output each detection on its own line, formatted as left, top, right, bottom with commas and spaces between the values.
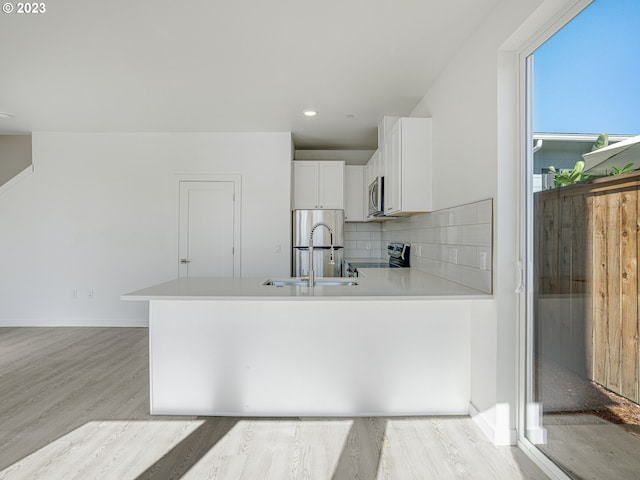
292, 209, 345, 277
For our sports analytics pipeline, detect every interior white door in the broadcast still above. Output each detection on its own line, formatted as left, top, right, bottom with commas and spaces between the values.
179, 181, 236, 277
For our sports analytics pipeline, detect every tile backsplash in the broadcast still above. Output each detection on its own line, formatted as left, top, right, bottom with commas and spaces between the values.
382, 199, 493, 293
345, 199, 493, 293
343, 222, 383, 259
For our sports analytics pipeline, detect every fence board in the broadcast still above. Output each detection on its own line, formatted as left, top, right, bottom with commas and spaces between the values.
559, 196, 573, 365
570, 194, 588, 376
606, 192, 622, 392
620, 189, 638, 402
584, 194, 594, 380
592, 193, 608, 386
638, 189, 640, 404
541, 195, 559, 294
535, 173, 640, 404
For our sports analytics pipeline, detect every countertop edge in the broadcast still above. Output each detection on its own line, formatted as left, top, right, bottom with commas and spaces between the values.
122, 270, 492, 301
121, 294, 492, 302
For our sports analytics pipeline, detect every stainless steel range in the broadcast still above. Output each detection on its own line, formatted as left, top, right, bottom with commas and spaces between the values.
346, 242, 410, 276
387, 242, 411, 268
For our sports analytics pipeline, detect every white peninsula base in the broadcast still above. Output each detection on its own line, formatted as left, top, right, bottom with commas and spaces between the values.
149, 299, 476, 416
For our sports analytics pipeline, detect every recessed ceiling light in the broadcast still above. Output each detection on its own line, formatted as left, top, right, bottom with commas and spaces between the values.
303, 110, 317, 117
0, 112, 15, 119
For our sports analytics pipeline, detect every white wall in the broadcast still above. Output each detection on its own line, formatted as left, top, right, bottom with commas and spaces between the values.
0, 132, 292, 326
409, 0, 550, 444
0, 135, 32, 187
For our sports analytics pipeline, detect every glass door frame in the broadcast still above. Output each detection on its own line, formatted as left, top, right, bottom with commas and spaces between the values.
515, 0, 593, 478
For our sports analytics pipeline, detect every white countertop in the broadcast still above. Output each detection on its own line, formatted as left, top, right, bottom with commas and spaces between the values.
122, 268, 490, 301
346, 257, 388, 264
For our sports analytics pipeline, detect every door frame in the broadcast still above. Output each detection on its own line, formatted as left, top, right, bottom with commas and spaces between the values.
513, 1, 593, 478
176, 174, 242, 277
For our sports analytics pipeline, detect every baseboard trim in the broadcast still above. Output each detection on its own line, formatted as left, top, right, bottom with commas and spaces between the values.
470, 401, 517, 446
0, 318, 148, 327
526, 402, 548, 445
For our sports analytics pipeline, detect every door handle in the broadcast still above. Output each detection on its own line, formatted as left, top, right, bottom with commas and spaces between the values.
180, 258, 191, 264
515, 260, 524, 293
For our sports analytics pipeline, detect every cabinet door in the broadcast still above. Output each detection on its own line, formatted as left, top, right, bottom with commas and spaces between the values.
344, 165, 365, 221
294, 162, 320, 209
384, 121, 402, 214
363, 161, 372, 220
399, 117, 432, 213
318, 161, 344, 209
370, 150, 381, 180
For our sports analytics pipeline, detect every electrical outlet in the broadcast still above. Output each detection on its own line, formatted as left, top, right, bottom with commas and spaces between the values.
88, 289, 95, 299
274, 244, 281, 253
72, 289, 78, 299
366, 242, 371, 250
479, 251, 487, 270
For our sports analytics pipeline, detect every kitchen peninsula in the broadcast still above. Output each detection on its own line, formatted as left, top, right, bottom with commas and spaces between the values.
123, 269, 490, 417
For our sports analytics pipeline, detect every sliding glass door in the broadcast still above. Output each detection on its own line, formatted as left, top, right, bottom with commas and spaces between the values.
523, 1, 640, 478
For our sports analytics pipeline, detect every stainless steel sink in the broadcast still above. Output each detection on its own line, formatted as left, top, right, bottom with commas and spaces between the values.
263, 278, 358, 287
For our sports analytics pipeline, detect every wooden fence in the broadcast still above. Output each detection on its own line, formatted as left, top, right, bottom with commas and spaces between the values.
535, 171, 640, 403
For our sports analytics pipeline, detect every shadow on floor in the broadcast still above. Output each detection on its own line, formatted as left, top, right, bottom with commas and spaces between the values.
134, 417, 237, 480
331, 418, 387, 480
0, 327, 155, 471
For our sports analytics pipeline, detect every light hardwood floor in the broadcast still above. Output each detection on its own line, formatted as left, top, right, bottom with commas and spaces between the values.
0, 327, 548, 479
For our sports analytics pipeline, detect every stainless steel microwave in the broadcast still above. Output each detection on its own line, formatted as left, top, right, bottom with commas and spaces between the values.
368, 176, 384, 217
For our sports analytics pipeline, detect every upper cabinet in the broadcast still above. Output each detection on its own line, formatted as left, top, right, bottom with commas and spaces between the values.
293, 161, 344, 209
382, 117, 432, 216
344, 165, 366, 222
367, 149, 382, 182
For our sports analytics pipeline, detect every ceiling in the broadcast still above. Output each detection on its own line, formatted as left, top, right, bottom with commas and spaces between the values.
0, 0, 500, 150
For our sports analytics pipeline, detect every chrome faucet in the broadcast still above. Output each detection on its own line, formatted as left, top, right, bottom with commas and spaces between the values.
307, 222, 335, 287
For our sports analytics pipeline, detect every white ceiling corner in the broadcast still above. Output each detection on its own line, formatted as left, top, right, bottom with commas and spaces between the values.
0, 0, 500, 149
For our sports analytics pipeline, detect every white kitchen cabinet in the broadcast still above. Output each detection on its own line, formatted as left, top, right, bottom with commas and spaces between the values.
363, 159, 372, 221
363, 150, 381, 218
293, 162, 319, 209
383, 117, 432, 215
378, 116, 399, 149
293, 161, 344, 209
319, 161, 344, 209
384, 121, 401, 214
368, 149, 381, 182
344, 165, 366, 221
